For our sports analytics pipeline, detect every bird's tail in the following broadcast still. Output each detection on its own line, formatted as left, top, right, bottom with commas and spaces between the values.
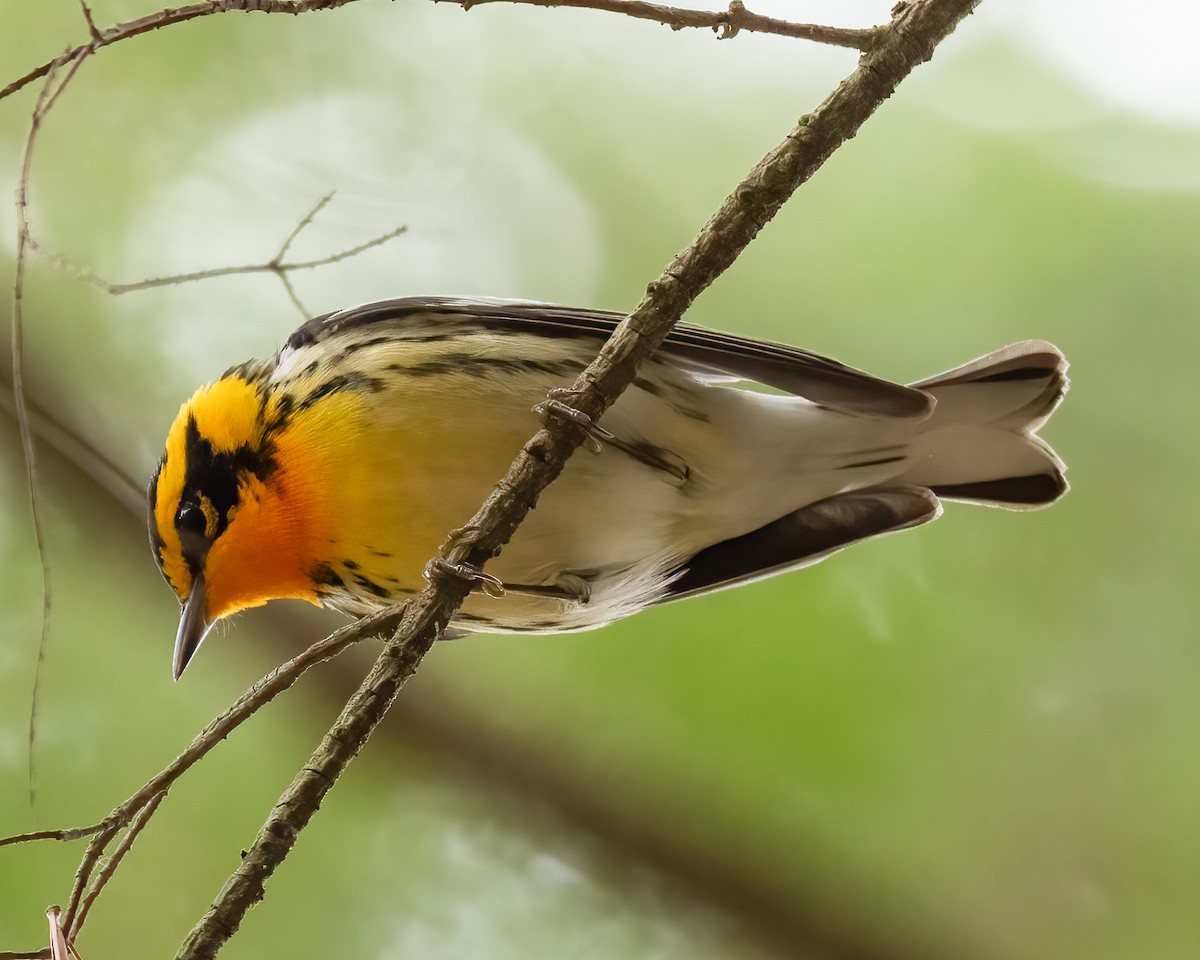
899, 340, 1069, 509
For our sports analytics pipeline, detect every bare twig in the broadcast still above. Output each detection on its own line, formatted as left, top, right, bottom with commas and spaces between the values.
0, 604, 399, 946
70, 791, 166, 937
1, 1, 362, 105
0, 825, 105, 849
12, 47, 92, 819
171, 2, 981, 957
78, 1, 104, 43
27, 194, 407, 320
0, 950, 52, 960
446, 0, 879, 48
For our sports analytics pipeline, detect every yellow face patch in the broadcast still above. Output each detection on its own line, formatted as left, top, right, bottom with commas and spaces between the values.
149, 375, 267, 601
188, 377, 266, 454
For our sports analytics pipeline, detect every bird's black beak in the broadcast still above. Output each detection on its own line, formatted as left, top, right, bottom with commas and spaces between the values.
173, 571, 213, 681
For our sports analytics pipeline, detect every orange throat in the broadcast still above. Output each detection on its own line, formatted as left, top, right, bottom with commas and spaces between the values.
201, 444, 330, 623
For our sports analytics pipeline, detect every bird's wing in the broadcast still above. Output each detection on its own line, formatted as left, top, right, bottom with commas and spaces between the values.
286, 297, 934, 419
665, 485, 941, 603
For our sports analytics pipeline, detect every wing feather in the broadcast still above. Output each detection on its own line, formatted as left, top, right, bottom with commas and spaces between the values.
284, 297, 933, 418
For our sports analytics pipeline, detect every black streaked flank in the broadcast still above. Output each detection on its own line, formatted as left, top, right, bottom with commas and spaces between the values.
298, 372, 385, 411
838, 455, 907, 470
352, 573, 391, 599
633, 377, 663, 398
310, 562, 344, 589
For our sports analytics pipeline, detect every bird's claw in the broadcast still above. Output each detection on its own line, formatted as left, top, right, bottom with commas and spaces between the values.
423, 558, 506, 599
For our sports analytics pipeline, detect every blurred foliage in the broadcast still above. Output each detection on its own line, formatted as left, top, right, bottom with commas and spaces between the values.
2, 2, 1199, 959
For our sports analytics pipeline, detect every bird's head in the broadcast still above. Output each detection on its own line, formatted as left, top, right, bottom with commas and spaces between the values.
149, 373, 325, 679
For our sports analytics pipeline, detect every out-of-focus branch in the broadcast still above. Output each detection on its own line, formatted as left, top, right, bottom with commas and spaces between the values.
172, 1, 982, 958
0, 0, 359, 104
440, 0, 879, 48
12, 46, 94, 820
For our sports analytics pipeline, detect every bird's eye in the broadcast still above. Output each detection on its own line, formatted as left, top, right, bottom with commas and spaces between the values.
177, 503, 207, 536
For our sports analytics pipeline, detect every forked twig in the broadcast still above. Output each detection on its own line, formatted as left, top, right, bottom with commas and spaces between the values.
1, 1, 361, 105
0, 605, 401, 944
27, 192, 407, 319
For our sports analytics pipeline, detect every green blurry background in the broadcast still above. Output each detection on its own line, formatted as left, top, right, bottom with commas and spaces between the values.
2, 1, 1198, 958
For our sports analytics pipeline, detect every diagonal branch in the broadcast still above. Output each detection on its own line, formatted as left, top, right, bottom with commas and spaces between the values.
172, 1, 982, 958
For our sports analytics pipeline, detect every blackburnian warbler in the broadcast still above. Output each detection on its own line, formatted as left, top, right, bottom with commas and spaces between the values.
149, 298, 1068, 679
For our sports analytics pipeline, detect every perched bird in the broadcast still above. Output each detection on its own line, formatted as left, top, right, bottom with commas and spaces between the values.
149, 297, 1068, 679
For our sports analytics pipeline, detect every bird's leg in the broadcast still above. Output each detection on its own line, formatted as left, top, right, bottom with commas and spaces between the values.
423, 558, 506, 598
534, 388, 690, 485
501, 574, 592, 604
424, 558, 592, 606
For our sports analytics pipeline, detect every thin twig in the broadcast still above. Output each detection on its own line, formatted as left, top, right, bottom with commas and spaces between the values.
274, 191, 334, 263
0, 604, 396, 944
78, 0, 104, 43
1, 1, 362, 105
0, 950, 52, 960
54, 605, 399, 933
69, 790, 167, 939
173, 2, 981, 957
0, 824, 105, 849
445, 0, 878, 48
13, 47, 91, 820
27, 213, 406, 306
